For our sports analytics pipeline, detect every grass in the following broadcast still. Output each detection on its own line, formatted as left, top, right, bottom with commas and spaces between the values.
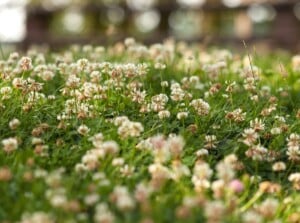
0, 39, 300, 223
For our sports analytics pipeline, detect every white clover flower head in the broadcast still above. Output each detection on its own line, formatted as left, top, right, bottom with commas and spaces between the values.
292, 55, 300, 72
19, 56, 32, 71
77, 124, 90, 136
9, 118, 21, 130
20, 212, 54, 223
2, 137, 18, 153
176, 111, 188, 120
158, 110, 170, 119
196, 149, 209, 157
101, 140, 119, 155
94, 203, 115, 223
190, 98, 210, 116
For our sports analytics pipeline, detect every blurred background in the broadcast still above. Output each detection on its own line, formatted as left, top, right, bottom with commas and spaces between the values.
0, 0, 300, 51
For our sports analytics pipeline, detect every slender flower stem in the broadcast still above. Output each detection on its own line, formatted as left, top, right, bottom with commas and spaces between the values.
239, 191, 263, 213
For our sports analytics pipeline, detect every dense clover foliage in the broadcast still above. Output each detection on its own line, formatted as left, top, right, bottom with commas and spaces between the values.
1, 39, 300, 222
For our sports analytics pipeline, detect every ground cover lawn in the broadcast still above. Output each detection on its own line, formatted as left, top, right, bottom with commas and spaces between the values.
0, 39, 300, 222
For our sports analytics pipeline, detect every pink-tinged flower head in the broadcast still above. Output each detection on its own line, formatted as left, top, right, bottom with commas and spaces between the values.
229, 179, 244, 193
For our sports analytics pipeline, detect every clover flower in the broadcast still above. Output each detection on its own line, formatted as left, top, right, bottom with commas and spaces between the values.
288, 173, 300, 190
190, 98, 210, 116
9, 118, 21, 130
2, 137, 18, 153
77, 124, 90, 136
242, 128, 258, 146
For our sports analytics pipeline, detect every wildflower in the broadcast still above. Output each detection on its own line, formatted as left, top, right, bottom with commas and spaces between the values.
196, 149, 209, 158
242, 128, 258, 146
12, 77, 26, 90
81, 152, 101, 170
101, 141, 119, 155
296, 109, 300, 119
1, 137, 18, 153
92, 172, 107, 182
120, 164, 135, 177
90, 70, 102, 83
225, 81, 236, 93
76, 58, 89, 72
75, 163, 88, 172
168, 135, 185, 158
189, 76, 200, 86
31, 137, 43, 145
250, 118, 265, 132
94, 203, 115, 223
23, 171, 33, 182
66, 75, 80, 88
150, 135, 170, 163
204, 135, 217, 149
148, 163, 171, 188
287, 133, 300, 147
9, 118, 21, 130
48, 95, 56, 100
212, 179, 225, 198
204, 201, 226, 223
187, 123, 198, 134
134, 183, 153, 203
39, 70, 55, 81
170, 83, 185, 101
176, 195, 202, 219
216, 161, 235, 182
242, 210, 263, 223
288, 173, 300, 190
117, 120, 144, 138
251, 95, 259, 102
171, 160, 190, 181
114, 116, 129, 126
209, 83, 221, 95
177, 111, 188, 120
84, 193, 100, 206
272, 162, 286, 172
49, 193, 67, 208
288, 213, 300, 223
154, 62, 166, 70
224, 154, 238, 165
160, 81, 169, 87
261, 104, 277, 116
136, 139, 152, 150
89, 133, 104, 148
229, 179, 244, 193
259, 181, 281, 193
112, 157, 125, 166
19, 56, 32, 71
292, 55, 300, 72
245, 144, 268, 161
9, 52, 19, 61
110, 186, 135, 211
190, 99, 210, 116
124, 37, 136, 47
256, 198, 279, 219
226, 108, 246, 122
20, 212, 54, 223
64, 200, 81, 213
77, 124, 90, 136
243, 77, 257, 91
0, 86, 12, 99
0, 167, 12, 181
270, 127, 281, 135
151, 94, 168, 112
130, 89, 146, 104
286, 133, 300, 161
192, 160, 213, 192
158, 110, 170, 119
